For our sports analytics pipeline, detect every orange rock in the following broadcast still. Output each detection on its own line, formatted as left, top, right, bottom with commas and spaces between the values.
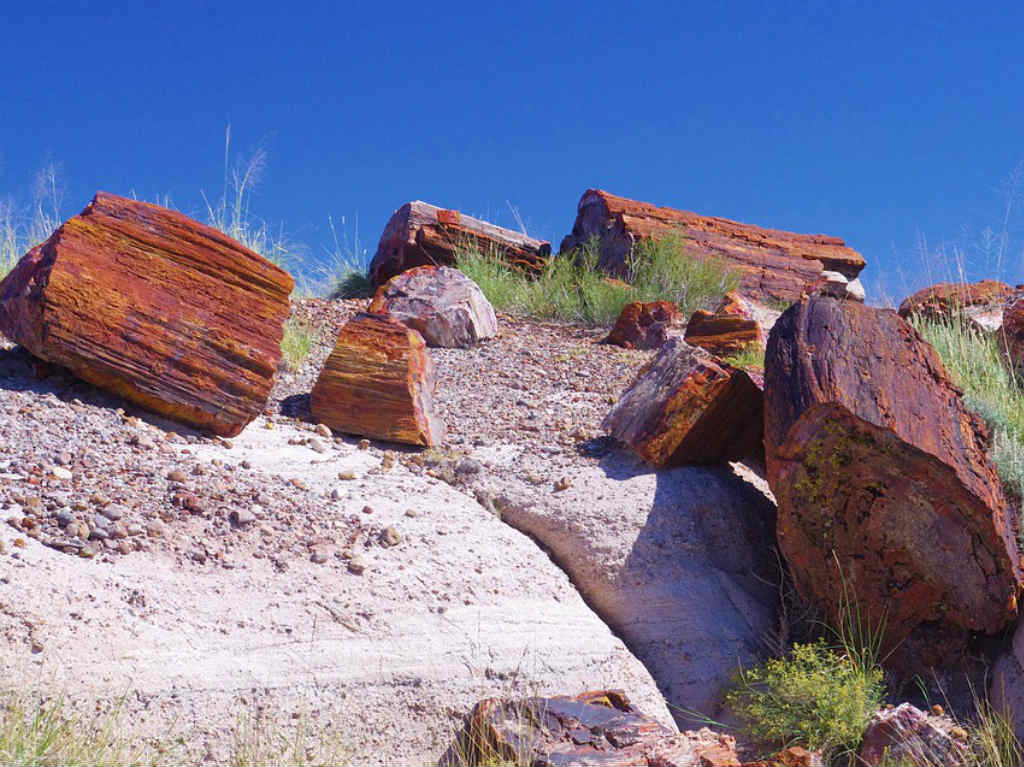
899, 279, 1014, 320
310, 313, 443, 446
603, 301, 680, 350
560, 189, 865, 304
0, 192, 293, 437
684, 292, 764, 357
368, 201, 551, 287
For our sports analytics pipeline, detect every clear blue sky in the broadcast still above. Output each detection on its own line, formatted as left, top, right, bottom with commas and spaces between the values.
3, 1, 1023, 300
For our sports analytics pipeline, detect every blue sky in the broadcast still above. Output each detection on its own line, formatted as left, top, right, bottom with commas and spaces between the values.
3, 1, 1023, 300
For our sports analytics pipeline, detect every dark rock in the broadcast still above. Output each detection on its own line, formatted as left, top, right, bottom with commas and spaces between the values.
857, 703, 968, 766
603, 301, 680, 350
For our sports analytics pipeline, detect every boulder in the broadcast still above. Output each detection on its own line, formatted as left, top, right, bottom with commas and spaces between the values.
684, 292, 764, 357
765, 296, 1021, 668
991, 618, 1024, 744
367, 265, 497, 348
559, 189, 865, 304
310, 313, 444, 446
0, 192, 293, 437
603, 338, 764, 466
449, 689, 740, 767
368, 201, 551, 287
813, 270, 866, 302
899, 280, 1014, 324
603, 301, 681, 350
857, 703, 968, 766
1003, 293, 1024, 373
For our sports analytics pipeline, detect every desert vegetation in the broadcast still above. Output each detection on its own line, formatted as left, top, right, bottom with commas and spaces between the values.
455, 232, 739, 326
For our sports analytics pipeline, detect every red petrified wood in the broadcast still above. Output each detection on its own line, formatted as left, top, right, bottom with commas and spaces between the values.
684, 291, 765, 357
560, 189, 865, 304
368, 201, 551, 287
603, 338, 764, 466
310, 313, 444, 446
1002, 293, 1024, 375
898, 280, 1014, 321
765, 296, 1022, 669
603, 300, 680, 350
0, 192, 293, 437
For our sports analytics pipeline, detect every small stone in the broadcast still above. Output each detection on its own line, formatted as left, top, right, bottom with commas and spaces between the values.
404, 509, 418, 518
89, 527, 110, 541
49, 466, 73, 481
146, 520, 164, 537
229, 508, 256, 527
241, 460, 252, 469
362, 505, 374, 515
337, 470, 357, 481
347, 556, 366, 575
315, 423, 332, 439
455, 458, 482, 476
100, 504, 126, 521
126, 523, 143, 536
55, 511, 75, 528
310, 548, 329, 564
264, 421, 275, 430
117, 540, 132, 555
220, 439, 233, 449
24, 497, 43, 512
553, 476, 571, 492
950, 725, 968, 740
130, 434, 156, 450
92, 513, 111, 529
30, 640, 43, 653
290, 478, 308, 490
72, 500, 88, 512
358, 439, 370, 450
379, 526, 401, 548
75, 522, 90, 540
930, 704, 944, 716
89, 493, 110, 507
109, 522, 128, 539
329, 488, 342, 501
166, 469, 187, 483
308, 438, 327, 454
13, 538, 26, 548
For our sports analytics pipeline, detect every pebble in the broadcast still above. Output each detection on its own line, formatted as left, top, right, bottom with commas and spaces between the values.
167, 469, 188, 483
358, 439, 370, 450
92, 513, 110, 529
347, 556, 366, 575
229, 508, 256, 527
337, 470, 357, 481
308, 438, 327, 454
146, 520, 165, 537
362, 505, 374, 515
310, 548, 329, 564
553, 476, 571, 492
55, 511, 75, 528
49, 466, 73, 481
404, 509, 418, 518
100, 504, 126, 521
315, 424, 332, 439
455, 458, 482, 475
379, 526, 401, 548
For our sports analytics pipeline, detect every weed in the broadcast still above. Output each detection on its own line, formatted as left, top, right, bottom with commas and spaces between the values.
722, 344, 766, 369
230, 708, 346, 767
456, 232, 737, 326
323, 214, 374, 299
280, 315, 317, 373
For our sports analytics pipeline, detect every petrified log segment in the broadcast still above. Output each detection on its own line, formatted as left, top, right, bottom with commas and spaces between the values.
310, 313, 443, 446
899, 280, 1014, 320
368, 265, 497, 348
602, 300, 679, 350
455, 689, 741, 767
765, 296, 1021, 666
1003, 293, 1024, 374
684, 291, 764, 356
603, 338, 764, 466
0, 192, 293, 437
857, 703, 968, 767
559, 189, 865, 304
368, 201, 551, 287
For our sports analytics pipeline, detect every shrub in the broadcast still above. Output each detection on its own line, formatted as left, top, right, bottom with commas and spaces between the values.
456, 233, 738, 326
910, 314, 1024, 500
280, 316, 316, 373
722, 344, 766, 369
724, 639, 884, 764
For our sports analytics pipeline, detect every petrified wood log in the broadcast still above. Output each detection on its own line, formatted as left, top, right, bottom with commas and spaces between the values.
602, 300, 680, 350
1005, 293, 1024, 375
765, 296, 1021, 668
368, 265, 497, 348
684, 291, 764, 357
603, 338, 764, 466
899, 280, 1014, 321
368, 201, 551, 287
454, 689, 741, 767
310, 313, 443, 446
0, 191, 293, 437
560, 189, 865, 304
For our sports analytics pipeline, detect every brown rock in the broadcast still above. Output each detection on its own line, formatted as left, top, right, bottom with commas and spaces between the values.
368, 201, 551, 287
602, 338, 764, 466
310, 313, 444, 446
1003, 293, 1024, 375
684, 292, 764, 357
603, 301, 680, 350
0, 192, 293, 437
857, 703, 967, 766
450, 689, 739, 767
560, 189, 865, 304
765, 296, 1021, 668
899, 280, 1014, 321
368, 265, 497, 347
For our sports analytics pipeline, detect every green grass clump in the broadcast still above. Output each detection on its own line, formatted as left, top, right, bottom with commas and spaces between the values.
724, 639, 884, 764
911, 314, 1024, 499
280, 316, 317, 372
0, 694, 167, 766
722, 343, 766, 369
456, 232, 738, 326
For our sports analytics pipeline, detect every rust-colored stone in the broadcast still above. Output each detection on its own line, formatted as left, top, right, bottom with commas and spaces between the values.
857, 703, 968, 766
368, 201, 551, 287
310, 313, 443, 446
1002, 292, 1024, 375
452, 689, 740, 767
603, 338, 764, 466
898, 280, 1014, 321
603, 301, 680, 350
0, 192, 293, 437
684, 292, 764, 357
765, 296, 1021, 668
560, 189, 865, 304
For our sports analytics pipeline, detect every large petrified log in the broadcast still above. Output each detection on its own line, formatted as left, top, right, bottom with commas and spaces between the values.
560, 189, 865, 304
0, 192, 293, 437
310, 313, 443, 446
368, 201, 551, 287
1003, 292, 1024, 374
603, 338, 764, 466
899, 280, 1014, 331
765, 296, 1021, 668
684, 291, 764, 357
368, 265, 497, 348
451, 689, 742, 767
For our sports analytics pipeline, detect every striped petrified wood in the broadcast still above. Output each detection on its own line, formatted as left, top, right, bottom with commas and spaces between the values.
310, 313, 444, 446
684, 291, 764, 356
0, 192, 293, 436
